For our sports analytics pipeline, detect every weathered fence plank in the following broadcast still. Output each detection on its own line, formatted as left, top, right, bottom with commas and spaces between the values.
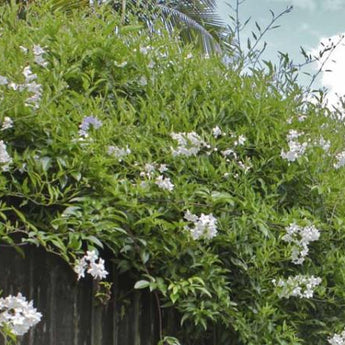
0, 245, 160, 345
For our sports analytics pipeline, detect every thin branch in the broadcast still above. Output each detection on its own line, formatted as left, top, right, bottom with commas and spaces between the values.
305, 34, 345, 92
235, 0, 241, 50
244, 5, 293, 67
121, 0, 126, 24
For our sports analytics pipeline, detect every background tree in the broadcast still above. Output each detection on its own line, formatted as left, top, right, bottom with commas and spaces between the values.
1, 0, 225, 54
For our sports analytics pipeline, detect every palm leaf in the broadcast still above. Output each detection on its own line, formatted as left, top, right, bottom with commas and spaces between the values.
156, 3, 222, 54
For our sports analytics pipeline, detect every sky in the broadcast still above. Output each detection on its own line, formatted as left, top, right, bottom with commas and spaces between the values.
217, 0, 345, 107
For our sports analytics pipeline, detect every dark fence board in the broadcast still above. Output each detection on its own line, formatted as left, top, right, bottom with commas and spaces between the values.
0, 245, 161, 345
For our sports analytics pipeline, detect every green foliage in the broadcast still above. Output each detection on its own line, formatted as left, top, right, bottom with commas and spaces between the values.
1, 2, 345, 345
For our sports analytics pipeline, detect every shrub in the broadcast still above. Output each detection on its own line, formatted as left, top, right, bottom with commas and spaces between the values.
1, 2, 345, 344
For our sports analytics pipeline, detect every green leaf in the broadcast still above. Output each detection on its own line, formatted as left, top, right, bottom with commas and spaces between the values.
134, 280, 150, 289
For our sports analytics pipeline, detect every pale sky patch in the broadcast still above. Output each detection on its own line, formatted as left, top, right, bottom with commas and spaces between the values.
268, 0, 316, 11
298, 23, 322, 39
322, 0, 344, 11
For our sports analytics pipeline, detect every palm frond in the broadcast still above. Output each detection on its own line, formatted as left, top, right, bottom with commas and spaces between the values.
157, 3, 221, 54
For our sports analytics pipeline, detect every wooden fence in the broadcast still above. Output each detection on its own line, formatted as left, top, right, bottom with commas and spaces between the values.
0, 245, 169, 345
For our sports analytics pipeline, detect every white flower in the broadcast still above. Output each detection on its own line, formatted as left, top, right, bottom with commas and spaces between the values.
334, 151, 345, 169
20, 67, 43, 108
237, 159, 252, 173
34, 55, 48, 68
273, 275, 321, 299
221, 148, 237, 158
155, 175, 174, 191
114, 61, 127, 68
0, 293, 42, 336
1, 117, 13, 130
85, 250, 98, 263
25, 81, 42, 95
140, 181, 149, 188
282, 223, 320, 265
8, 82, 19, 90
298, 115, 307, 122
19, 46, 28, 54
33, 45, 45, 56
184, 211, 218, 240
0, 140, 12, 171
287, 129, 303, 141
74, 250, 108, 281
148, 60, 155, 69
32, 45, 48, 67
23, 66, 37, 82
87, 258, 108, 280
317, 136, 331, 153
171, 132, 206, 157
281, 140, 307, 162
138, 76, 147, 86
212, 126, 222, 138
234, 135, 247, 146
0, 75, 8, 85
73, 257, 88, 280
329, 329, 345, 345
140, 46, 152, 55
140, 163, 156, 179
158, 164, 168, 173
184, 210, 198, 222
107, 145, 131, 161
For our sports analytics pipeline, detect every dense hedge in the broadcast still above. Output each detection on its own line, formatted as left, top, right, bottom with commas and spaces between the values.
1, 3, 345, 344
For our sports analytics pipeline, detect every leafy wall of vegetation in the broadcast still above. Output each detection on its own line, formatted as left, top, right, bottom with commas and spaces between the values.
1, 2, 345, 344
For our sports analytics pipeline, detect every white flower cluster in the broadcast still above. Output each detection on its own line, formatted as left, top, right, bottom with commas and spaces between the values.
138, 162, 173, 191
22, 66, 43, 108
170, 132, 207, 157
184, 210, 218, 240
0, 293, 42, 336
281, 130, 308, 162
334, 151, 345, 169
33, 44, 48, 68
0, 140, 12, 171
155, 175, 174, 191
140, 163, 156, 179
73, 250, 108, 280
107, 145, 131, 161
140, 163, 168, 178
0, 45, 46, 109
272, 275, 321, 299
316, 136, 331, 153
282, 223, 320, 265
7, 66, 42, 108
1, 116, 13, 130
329, 329, 345, 345
89, 0, 106, 5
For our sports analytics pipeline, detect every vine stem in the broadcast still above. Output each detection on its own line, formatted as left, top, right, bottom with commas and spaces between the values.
123, 225, 164, 342
154, 291, 163, 340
